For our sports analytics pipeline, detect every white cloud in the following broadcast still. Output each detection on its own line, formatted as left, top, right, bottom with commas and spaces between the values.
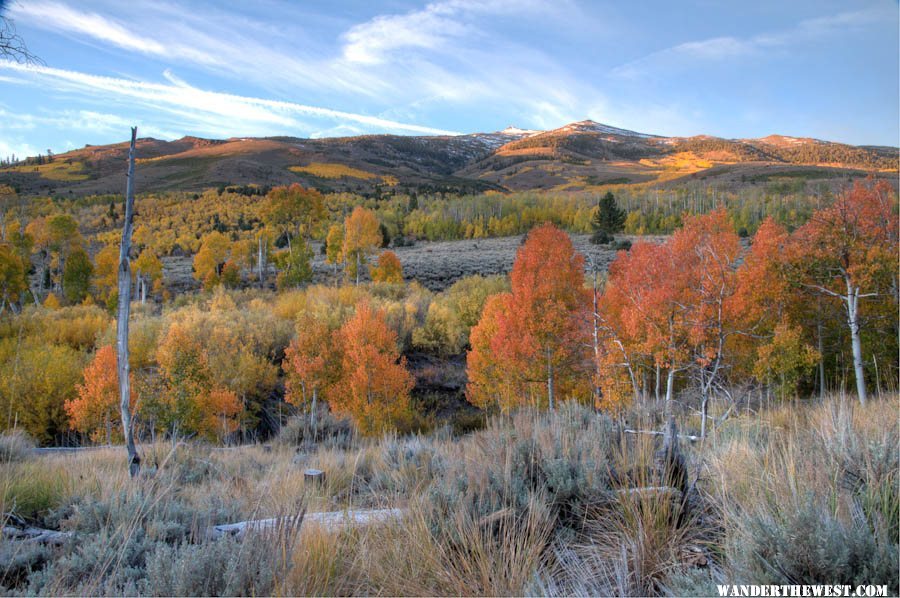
9, 1, 221, 66
7, 0, 621, 138
0, 61, 461, 137
612, 6, 890, 79
340, 0, 552, 65
0, 108, 181, 139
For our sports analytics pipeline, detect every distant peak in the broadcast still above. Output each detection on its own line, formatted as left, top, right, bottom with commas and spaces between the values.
500, 125, 540, 136
556, 120, 655, 138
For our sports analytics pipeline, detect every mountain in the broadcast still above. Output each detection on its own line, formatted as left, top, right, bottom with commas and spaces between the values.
2, 120, 896, 196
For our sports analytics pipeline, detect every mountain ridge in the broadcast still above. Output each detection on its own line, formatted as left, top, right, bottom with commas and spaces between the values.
2, 120, 896, 196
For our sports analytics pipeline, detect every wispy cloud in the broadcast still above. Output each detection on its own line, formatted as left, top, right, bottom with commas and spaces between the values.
7, 0, 594, 133
340, 0, 548, 65
612, 6, 889, 78
0, 61, 461, 137
0, 107, 181, 139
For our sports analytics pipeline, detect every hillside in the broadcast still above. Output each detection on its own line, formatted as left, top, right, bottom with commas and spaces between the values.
1, 120, 896, 196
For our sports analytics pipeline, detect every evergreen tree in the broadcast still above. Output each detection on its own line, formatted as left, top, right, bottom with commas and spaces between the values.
591, 192, 625, 244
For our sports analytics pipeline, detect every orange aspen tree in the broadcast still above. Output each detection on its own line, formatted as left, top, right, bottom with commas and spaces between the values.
370, 250, 403, 283
66, 345, 137, 445
788, 179, 898, 406
330, 302, 413, 434
604, 240, 689, 407
465, 292, 516, 410
466, 223, 591, 411
670, 209, 742, 438
284, 315, 337, 432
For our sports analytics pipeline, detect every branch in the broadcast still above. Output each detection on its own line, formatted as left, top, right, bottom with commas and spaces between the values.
624, 429, 700, 443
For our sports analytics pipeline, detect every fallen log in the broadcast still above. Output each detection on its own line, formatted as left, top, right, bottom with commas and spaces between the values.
624, 429, 700, 443
2, 525, 73, 546
205, 507, 404, 541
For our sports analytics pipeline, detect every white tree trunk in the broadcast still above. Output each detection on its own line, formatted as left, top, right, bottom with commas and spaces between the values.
257, 236, 265, 286
654, 364, 661, 402
546, 348, 555, 411
591, 273, 603, 408
817, 317, 826, 398
665, 368, 675, 407
117, 127, 140, 477
310, 387, 317, 439
845, 278, 867, 406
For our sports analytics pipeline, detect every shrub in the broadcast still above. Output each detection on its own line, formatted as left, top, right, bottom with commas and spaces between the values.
427, 403, 614, 531
731, 496, 898, 593
0, 430, 36, 462
590, 230, 612, 245
276, 411, 354, 451
141, 533, 290, 596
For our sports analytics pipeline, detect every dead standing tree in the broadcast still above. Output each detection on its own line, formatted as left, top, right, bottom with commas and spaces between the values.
118, 127, 140, 477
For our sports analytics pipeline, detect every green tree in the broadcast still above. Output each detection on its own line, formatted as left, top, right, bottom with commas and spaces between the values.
62, 246, 93, 304
275, 241, 314, 290
591, 192, 625, 244
0, 243, 27, 312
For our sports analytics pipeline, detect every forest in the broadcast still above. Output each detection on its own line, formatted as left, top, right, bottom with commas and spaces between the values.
0, 172, 897, 595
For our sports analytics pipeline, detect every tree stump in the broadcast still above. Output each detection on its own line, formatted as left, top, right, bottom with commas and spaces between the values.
303, 468, 325, 484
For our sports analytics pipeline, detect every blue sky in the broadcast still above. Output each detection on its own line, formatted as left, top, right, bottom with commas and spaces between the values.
0, 0, 897, 159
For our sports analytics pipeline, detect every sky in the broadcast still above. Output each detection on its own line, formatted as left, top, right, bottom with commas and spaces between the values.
0, 0, 897, 159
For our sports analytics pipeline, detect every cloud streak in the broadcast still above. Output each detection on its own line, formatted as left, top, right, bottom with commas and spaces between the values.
0, 61, 461, 137
612, 6, 890, 78
8, 0, 592, 132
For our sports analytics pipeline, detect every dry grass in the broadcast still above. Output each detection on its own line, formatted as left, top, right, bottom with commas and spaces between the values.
0, 394, 896, 595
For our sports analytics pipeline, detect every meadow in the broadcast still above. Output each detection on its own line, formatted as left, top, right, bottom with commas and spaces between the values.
0, 393, 896, 596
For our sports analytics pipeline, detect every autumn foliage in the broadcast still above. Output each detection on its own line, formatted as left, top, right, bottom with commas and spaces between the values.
370, 250, 403, 283
284, 302, 413, 434
342, 207, 381, 284
467, 223, 591, 411
66, 345, 133, 444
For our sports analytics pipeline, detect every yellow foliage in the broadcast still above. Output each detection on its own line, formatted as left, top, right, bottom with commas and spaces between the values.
43, 293, 61, 310
289, 163, 377, 180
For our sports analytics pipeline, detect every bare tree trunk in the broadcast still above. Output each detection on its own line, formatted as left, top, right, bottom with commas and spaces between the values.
591, 271, 603, 409
845, 279, 867, 406
665, 368, 675, 409
117, 127, 140, 478
654, 364, 661, 402
817, 317, 826, 398
546, 348, 555, 411
310, 387, 317, 440
257, 236, 265, 287
355, 252, 361, 286
700, 389, 709, 440
138, 271, 146, 304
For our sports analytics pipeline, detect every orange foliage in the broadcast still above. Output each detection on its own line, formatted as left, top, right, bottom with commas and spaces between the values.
466, 292, 514, 410
791, 179, 898, 295
283, 316, 336, 411
66, 345, 137, 444
329, 302, 413, 434
466, 223, 591, 411
370, 250, 403, 283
